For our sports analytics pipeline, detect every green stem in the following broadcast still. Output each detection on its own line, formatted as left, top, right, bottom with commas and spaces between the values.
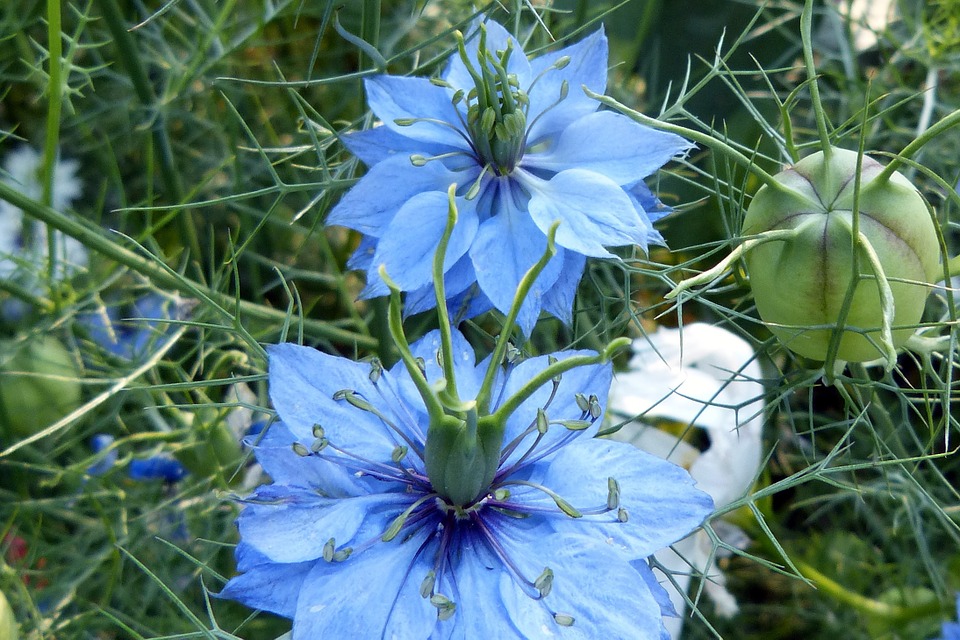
0, 181, 377, 351
488, 337, 629, 426
801, 0, 832, 158
381, 267, 445, 423
587, 89, 811, 201
875, 107, 960, 183
791, 557, 940, 623
43, 0, 63, 297
95, 0, 199, 259
434, 185, 460, 404
476, 222, 560, 415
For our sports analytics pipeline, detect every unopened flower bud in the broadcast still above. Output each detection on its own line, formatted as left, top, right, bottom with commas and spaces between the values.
743, 148, 939, 362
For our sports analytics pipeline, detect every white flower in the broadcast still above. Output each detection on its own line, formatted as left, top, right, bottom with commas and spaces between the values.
607, 323, 765, 638
0, 146, 87, 286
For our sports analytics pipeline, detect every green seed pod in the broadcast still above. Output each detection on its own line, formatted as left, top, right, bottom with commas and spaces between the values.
0, 336, 82, 441
742, 148, 940, 362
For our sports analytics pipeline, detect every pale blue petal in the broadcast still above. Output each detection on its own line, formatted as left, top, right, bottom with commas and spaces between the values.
542, 438, 713, 558
341, 126, 453, 167
248, 421, 369, 497
365, 75, 468, 148
443, 19, 532, 96
502, 536, 668, 640
627, 180, 673, 225
525, 28, 608, 144
497, 356, 611, 470
540, 250, 585, 325
219, 545, 313, 618
522, 168, 645, 257
371, 191, 479, 292
327, 154, 460, 237
238, 489, 409, 563
468, 192, 562, 335
402, 253, 479, 315
268, 344, 420, 459
633, 559, 679, 619
403, 329, 486, 401
524, 111, 692, 185
431, 537, 520, 640
292, 532, 436, 640
346, 234, 377, 271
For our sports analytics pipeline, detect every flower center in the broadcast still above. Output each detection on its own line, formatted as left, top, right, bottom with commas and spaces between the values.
455, 26, 529, 176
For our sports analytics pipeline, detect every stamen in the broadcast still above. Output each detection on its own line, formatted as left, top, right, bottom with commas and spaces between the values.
472, 512, 542, 598
382, 493, 437, 542
553, 613, 575, 627
496, 479, 582, 518
534, 567, 554, 598
430, 593, 457, 621
607, 477, 620, 510
333, 388, 424, 460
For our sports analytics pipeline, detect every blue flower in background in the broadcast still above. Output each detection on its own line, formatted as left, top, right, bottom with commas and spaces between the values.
221, 330, 712, 638
128, 455, 188, 483
328, 19, 691, 334
87, 433, 118, 476
87, 433, 188, 482
82, 293, 178, 360
939, 594, 960, 640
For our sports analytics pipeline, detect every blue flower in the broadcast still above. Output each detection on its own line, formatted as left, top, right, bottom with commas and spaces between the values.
81, 293, 179, 360
328, 19, 691, 334
939, 594, 960, 640
87, 433, 118, 476
128, 455, 188, 483
221, 329, 713, 638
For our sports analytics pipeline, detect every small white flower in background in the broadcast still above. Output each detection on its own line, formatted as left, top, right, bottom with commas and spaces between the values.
0, 146, 87, 287
607, 323, 765, 638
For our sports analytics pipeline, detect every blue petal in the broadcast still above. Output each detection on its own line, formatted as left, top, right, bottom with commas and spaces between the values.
402, 329, 486, 401
370, 191, 479, 293
523, 111, 692, 185
431, 536, 512, 639
365, 75, 469, 148
219, 544, 313, 619
327, 154, 460, 237
402, 253, 479, 314
633, 559, 679, 619
346, 234, 377, 271
541, 438, 714, 558
292, 531, 436, 640
522, 168, 645, 257
341, 126, 454, 167
627, 180, 673, 224
443, 19, 532, 97
268, 343, 424, 459
247, 422, 366, 497
525, 28, 608, 144
540, 250, 586, 325
497, 355, 611, 470
503, 536, 670, 640
468, 187, 562, 335
238, 488, 410, 563
128, 456, 187, 482
87, 434, 117, 476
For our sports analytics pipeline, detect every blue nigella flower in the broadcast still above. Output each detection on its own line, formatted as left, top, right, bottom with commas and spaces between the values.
128, 455, 188, 483
81, 293, 178, 360
87, 433, 118, 476
220, 327, 713, 638
939, 594, 960, 640
328, 18, 692, 334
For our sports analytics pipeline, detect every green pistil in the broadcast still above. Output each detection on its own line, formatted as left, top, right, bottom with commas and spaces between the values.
455, 26, 528, 175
